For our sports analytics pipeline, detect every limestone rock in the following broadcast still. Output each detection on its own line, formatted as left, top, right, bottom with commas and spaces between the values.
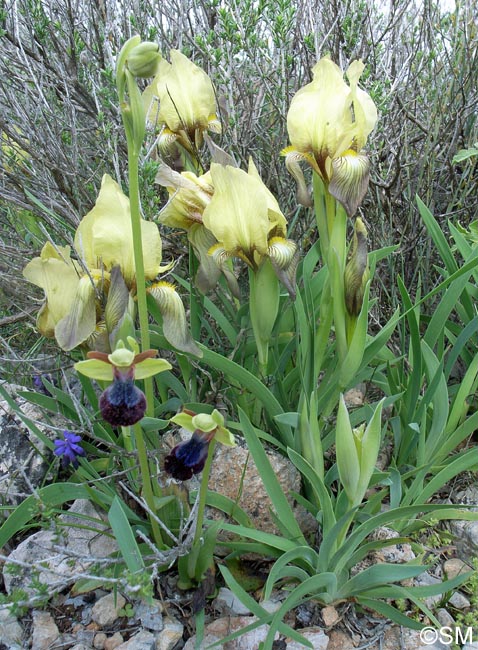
114, 630, 155, 649
104, 632, 124, 650
326, 630, 354, 650
183, 615, 278, 649
206, 442, 316, 539
443, 557, 472, 580
94, 632, 108, 648
0, 384, 51, 512
213, 587, 252, 616
351, 526, 416, 577
3, 499, 119, 596
321, 605, 340, 627
448, 486, 478, 561
448, 590, 471, 609
155, 616, 184, 650
91, 593, 126, 627
0, 607, 24, 649
436, 607, 455, 627
135, 599, 163, 631
285, 626, 329, 649
413, 572, 443, 609
31, 610, 59, 650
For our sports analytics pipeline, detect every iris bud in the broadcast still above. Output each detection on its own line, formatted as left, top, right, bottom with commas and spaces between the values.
344, 217, 369, 317
127, 42, 161, 78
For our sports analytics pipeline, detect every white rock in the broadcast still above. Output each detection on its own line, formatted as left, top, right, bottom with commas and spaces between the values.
261, 599, 282, 614
94, 631, 108, 648
30, 610, 59, 650
0, 607, 24, 648
321, 605, 340, 627
213, 587, 252, 615
192, 442, 316, 540
136, 599, 163, 631
183, 615, 278, 649
104, 631, 124, 649
115, 630, 155, 649
448, 591, 471, 609
3, 499, 118, 596
414, 572, 443, 609
0, 385, 51, 509
449, 486, 478, 560
436, 608, 455, 627
443, 558, 471, 580
91, 593, 126, 627
286, 626, 329, 649
155, 616, 184, 650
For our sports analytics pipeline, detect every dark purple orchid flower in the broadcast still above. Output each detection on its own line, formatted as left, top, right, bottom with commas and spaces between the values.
164, 431, 213, 480
99, 366, 147, 427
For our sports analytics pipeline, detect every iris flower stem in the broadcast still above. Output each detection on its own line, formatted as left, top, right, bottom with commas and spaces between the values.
117, 48, 161, 549
127, 149, 154, 416
133, 422, 164, 548
249, 262, 280, 377
328, 203, 348, 363
325, 186, 337, 242
313, 173, 329, 262
187, 243, 200, 401
193, 438, 216, 546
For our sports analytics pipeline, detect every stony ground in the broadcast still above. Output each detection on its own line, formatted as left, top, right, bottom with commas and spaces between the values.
2, 384, 478, 650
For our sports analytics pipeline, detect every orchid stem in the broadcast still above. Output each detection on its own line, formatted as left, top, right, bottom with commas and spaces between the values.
133, 422, 164, 548
194, 439, 216, 546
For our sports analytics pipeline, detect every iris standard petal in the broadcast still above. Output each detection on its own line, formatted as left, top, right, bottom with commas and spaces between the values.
146, 50, 219, 135
76, 175, 163, 287
203, 163, 271, 260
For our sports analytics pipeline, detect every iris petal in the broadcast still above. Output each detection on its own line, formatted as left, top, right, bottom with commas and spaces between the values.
329, 151, 370, 218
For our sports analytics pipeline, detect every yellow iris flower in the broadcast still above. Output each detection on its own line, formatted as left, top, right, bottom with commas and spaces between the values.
155, 163, 239, 297
144, 49, 221, 153
284, 57, 377, 216
202, 159, 297, 296
23, 175, 164, 351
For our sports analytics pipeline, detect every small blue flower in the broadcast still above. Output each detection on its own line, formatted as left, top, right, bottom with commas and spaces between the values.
33, 373, 56, 396
164, 431, 211, 481
53, 430, 86, 468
